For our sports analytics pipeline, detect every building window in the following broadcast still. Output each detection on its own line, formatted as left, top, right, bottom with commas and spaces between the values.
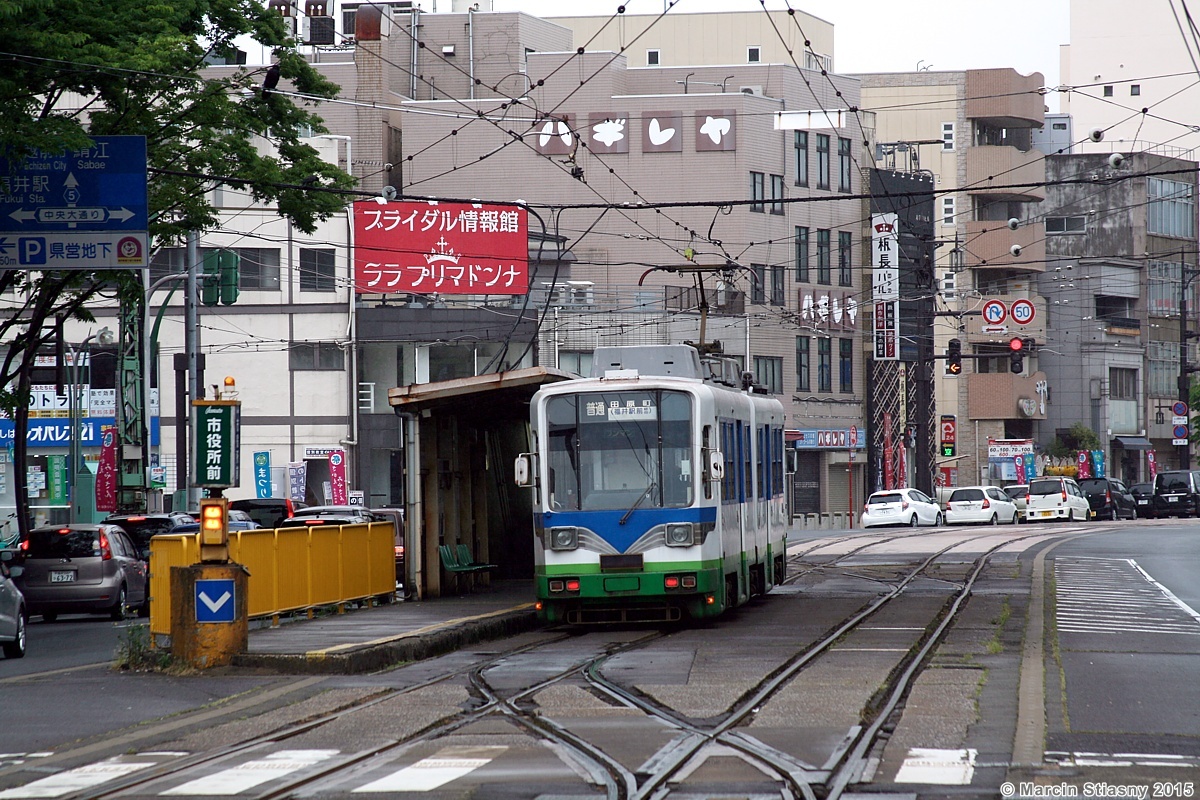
754, 356, 782, 393
1148, 341, 1181, 396
751, 263, 766, 304
770, 266, 785, 306
558, 350, 593, 377
942, 196, 956, 225
747, 46, 761, 63
1109, 367, 1137, 400
1149, 178, 1196, 238
647, 49, 660, 66
817, 338, 832, 392
299, 248, 336, 292
794, 226, 809, 282
1149, 259, 1186, 316
1131, 84, 1141, 96
942, 122, 955, 151
770, 174, 785, 214
839, 338, 853, 393
837, 231, 852, 287
1046, 215, 1087, 234
342, 8, 356, 38
816, 134, 830, 190
290, 342, 344, 371
794, 131, 808, 187
837, 137, 852, 193
1103, 85, 1113, 97
941, 271, 956, 301
148, 246, 281, 290
796, 336, 810, 391
816, 229, 831, 285
750, 171, 765, 212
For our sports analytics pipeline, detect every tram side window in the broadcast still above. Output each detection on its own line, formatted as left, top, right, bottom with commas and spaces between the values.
702, 425, 713, 500
756, 425, 767, 500
772, 427, 785, 497
546, 396, 580, 510
743, 423, 753, 501
660, 391, 694, 507
722, 421, 736, 503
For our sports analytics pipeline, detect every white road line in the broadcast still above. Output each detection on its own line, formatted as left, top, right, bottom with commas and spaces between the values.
352, 746, 507, 793
160, 750, 337, 796
1055, 557, 1200, 637
0, 760, 156, 798
894, 748, 977, 784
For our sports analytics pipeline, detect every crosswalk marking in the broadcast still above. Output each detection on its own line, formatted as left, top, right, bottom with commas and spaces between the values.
352, 746, 507, 793
1055, 557, 1200, 635
160, 750, 338, 796
894, 748, 977, 784
0, 759, 157, 798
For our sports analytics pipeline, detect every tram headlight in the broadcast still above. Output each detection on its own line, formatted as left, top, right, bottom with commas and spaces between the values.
550, 526, 579, 551
664, 523, 694, 547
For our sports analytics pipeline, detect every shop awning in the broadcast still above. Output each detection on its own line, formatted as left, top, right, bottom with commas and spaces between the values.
1113, 436, 1153, 450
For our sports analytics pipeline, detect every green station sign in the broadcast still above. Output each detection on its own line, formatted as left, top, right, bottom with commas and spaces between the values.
192, 401, 241, 489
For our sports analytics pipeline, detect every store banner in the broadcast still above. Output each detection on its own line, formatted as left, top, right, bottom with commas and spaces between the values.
1091, 450, 1105, 478
1023, 453, 1037, 481
253, 451, 272, 499
47, 455, 67, 504
96, 425, 117, 512
1076, 451, 1091, 480
287, 461, 307, 504
1013, 455, 1026, 484
1147, 450, 1157, 479
328, 449, 348, 505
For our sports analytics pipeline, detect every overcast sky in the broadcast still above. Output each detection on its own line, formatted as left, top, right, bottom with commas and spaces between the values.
493, 0, 1071, 107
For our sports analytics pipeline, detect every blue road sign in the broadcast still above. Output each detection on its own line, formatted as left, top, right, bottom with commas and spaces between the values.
0, 136, 149, 269
195, 579, 236, 624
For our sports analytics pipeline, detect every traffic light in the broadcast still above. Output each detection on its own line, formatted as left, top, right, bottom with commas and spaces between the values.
218, 249, 240, 305
1009, 336, 1025, 374
198, 497, 230, 563
201, 250, 220, 306
947, 338, 962, 375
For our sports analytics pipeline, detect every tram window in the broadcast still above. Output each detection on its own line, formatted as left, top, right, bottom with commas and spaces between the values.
743, 424, 753, 500
757, 425, 767, 499
702, 425, 713, 500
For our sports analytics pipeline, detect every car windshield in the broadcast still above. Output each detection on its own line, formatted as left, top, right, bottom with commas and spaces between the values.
868, 493, 904, 505
949, 489, 984, 501
1028, 480, 1063, 495
1004, 487, 1026, 499
1158, 473, 1189, 491
1077, 479, 1107, 494
25, 528, 102, 559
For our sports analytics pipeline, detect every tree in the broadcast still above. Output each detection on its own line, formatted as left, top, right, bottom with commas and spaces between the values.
0, 0, 355, 534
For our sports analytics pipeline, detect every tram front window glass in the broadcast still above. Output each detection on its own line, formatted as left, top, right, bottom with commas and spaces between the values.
546, 390, 693, 511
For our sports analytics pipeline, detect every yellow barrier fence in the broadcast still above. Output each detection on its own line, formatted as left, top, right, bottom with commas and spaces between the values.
149, 522, 397, 637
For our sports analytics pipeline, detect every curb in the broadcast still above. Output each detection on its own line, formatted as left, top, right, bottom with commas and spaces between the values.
230, 608, 543, 674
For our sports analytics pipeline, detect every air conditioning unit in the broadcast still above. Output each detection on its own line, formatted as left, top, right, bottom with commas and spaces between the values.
304, 16, 336, 45
739, 85, 764, 96
543, 281, 594, 306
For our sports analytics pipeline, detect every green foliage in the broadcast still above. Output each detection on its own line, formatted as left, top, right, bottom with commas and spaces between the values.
113, 624, 174, 672
1045, 422, 1102, 457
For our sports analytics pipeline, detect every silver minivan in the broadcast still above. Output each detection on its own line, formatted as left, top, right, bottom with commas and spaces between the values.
17, 524, 148, 622
0, 550, 26, 658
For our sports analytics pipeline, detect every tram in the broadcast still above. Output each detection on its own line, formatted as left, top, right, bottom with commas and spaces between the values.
515, 345, 788, 624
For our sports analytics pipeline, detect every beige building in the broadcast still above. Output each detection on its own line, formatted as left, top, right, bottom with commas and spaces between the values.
858, 69, 1048, 487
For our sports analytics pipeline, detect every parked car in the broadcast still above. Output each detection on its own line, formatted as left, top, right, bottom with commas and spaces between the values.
16, 524, 148, 621
1026, 476, 1092, 522
0, 550, 26, 658
1078, 477, 1138, 521
277, 505, 384, 527
861, 488, 943, 528
1004, 484, 1029, 522
944, 486, 1020, 525
172, 519, 262, 533
103, 513, 196, 559
1151, 470, 1200, 518
1130, 481, 1155, 518
229, 498, 307, 530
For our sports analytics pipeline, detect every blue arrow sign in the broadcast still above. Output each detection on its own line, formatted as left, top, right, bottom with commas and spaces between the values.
195, 579, 236, 623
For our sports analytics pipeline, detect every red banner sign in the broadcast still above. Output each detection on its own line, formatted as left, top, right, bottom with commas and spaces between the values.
328, 449, 347, 506
1076, 450, 1091, 480
353, 200, 528, 295
95, 425, 117, 513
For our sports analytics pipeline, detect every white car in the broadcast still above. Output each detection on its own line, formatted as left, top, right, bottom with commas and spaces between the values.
861, 488, 943, 528
943, 486, 1020, 525
1026, 476, 1093, 522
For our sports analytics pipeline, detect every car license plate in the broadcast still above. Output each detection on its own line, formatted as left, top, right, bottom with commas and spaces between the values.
1039, 511, 1052, 517
1168, 496, 1179, 502
1137, 499, 1148, 505
50, 570, 75, 583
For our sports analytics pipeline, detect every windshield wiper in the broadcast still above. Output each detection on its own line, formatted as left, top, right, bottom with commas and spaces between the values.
619, 482, 657, 526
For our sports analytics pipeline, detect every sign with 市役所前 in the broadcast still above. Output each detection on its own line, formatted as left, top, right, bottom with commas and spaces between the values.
192, 401, 240, 489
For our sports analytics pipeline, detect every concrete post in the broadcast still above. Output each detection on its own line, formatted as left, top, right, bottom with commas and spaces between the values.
170, 563, 249, 669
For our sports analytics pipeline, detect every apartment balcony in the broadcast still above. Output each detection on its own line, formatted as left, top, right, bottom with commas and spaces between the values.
963, 293, 1046, 344
967, 370, 1048, 421
965, 146, 1045, 202
964, 220, 1046, 272
965, 69, 1046, 127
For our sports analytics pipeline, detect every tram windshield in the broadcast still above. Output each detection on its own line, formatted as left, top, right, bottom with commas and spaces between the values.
546, 390, 693, 511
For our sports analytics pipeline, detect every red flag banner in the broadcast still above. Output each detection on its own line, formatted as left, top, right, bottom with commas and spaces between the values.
328, 449, 348, 506
95, 425, 117, 512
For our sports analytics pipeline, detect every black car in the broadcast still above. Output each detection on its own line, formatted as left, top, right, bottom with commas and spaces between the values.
229, 498, 307, 529
1150, 470, 1200, 518
103, 513, 196, 559
1078, 477, 1137, 521
1130, 482, 1154, 518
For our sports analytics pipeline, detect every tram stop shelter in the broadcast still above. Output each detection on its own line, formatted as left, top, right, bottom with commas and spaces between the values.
388, 367, 574, 599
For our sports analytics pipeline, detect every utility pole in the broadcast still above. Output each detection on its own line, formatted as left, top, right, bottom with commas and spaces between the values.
1179, 260, 1199, 470
185, 231, 204, 509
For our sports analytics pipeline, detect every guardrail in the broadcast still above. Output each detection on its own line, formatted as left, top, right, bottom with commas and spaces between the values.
148, 522, 396, 637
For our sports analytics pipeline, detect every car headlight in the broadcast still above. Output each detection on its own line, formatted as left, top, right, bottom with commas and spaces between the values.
664, 523, 694, 547
550, 527, 578, 551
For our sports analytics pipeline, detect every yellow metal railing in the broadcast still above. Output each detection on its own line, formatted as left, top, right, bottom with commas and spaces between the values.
149, 522, 396, 636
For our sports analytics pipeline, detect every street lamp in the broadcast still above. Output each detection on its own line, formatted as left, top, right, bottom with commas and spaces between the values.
68, 327, 114, 523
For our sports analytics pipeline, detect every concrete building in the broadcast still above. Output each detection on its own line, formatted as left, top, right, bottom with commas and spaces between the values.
1038, 151, 1199, 480
858, 68, 1049, 488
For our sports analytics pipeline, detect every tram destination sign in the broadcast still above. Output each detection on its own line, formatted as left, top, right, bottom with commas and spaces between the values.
0, 136, 149, 270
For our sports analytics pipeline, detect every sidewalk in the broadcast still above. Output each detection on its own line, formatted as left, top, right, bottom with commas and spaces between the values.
232, 580, 541, 674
